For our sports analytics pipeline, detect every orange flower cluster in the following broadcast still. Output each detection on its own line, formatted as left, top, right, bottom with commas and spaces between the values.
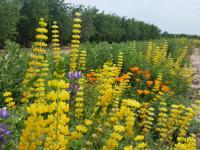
129, 66, 171, 98
115, 73, 129, 83
87, 72, 96, 82
137, 90, 150, 95
130, 67, 142, 75
161, 85, 170, 93
146, 81, 153, 86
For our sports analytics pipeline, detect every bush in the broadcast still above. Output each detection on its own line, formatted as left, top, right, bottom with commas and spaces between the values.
0, 41, 28, 106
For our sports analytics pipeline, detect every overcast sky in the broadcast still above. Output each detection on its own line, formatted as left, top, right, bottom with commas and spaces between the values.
67, 0, 200, 35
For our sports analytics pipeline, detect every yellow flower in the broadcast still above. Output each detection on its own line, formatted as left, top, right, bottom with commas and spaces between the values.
59, 91, 70, 101
75, 12, 81, 17
134, 135, 144, 141
3, 92, 12, 97
110, 132, 123, 140
114, 125, 125, 132
123, 99, 141, 108
36, 28, 48, 33
137, 142, 147, 149
47, 91, 57, 101
124, 145, 133, 150
85, 119, 93, 126
76, 125, 88, 133
4, 97, 14, 103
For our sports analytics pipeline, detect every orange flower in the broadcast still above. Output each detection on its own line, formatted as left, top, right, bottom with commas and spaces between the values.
89, 77, 95, 82
161, 85, 170, 93
135, 78, 141, 83
137, 90, 143, 95
122, 73, 130, 80
87, 72, 95, 78
130, 67, 140, 72
116, 77, 123, 82
146, 81, 153, 86
137, 70, 142, 74
144, 70, 151, 79
143, 90, 150, 95
87, 72, 96, 82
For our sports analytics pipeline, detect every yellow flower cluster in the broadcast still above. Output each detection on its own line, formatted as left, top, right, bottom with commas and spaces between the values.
146, 41, 192, 83
70, 124, 88, 140
94, 63, 119, 114
178, 107, 195, 139
146, 41, 152, 66
167, 105, 185, 141
79, 49, 87, 72
147, 41, 168, 68
180, 64, 194, 84
3, 91, 15, 109
19, 115, 46, 150
70, 12, 82, 71
44, 80, 70, 149
152, 73, 162, 92
22, 18, 48, 103
153, 46, 162, 67
134, 135, 147, 149
123, 102, 136, 138
52, 21, 61, 63
102, 125, 125, 150
175, 134, 196, 150
139, 103, 154, 134
156, 101, 168, 142
75, 77, 85, 119
173, 47, 187, 74
103, 99, 141, 149
117, 51, 123, 71
112, 73, 130, 109
20, 80, 70, 149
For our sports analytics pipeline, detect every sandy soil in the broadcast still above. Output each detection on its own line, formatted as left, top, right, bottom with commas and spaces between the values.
191, 48, 200, 97
190, 48, 200, 148
190, 48, 200, 121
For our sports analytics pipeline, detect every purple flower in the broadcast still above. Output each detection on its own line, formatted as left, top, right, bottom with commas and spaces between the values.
67, 71, 82, 79
0, 123, 10, 142
74, 71, 82, 78
0, 109, 9, 119
68, 71, 74, 79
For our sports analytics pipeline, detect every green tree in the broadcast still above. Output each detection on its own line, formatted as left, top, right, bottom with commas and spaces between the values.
18, 0, 49, 46
80, 7, 98, 42
47, 0, 73, 44
0, 0, 19, 47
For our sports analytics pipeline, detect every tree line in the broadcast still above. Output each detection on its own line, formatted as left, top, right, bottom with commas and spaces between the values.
0, 0, 199, 48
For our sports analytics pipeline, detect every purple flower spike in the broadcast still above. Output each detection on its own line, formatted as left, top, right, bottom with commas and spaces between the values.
68, 71, 74, 79
0, 123, 11, 142
0, 109, 9, 119
74, 71, 82, 79
67, 71, 82, 79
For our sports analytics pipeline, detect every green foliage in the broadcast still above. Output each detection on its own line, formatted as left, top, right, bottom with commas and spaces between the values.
3, 106, 27, 150
18, 0, 49, 46
0, 41, 28, 105
0, 0, 19, 47
1, 1, 162, 47
81, 39, 193, 97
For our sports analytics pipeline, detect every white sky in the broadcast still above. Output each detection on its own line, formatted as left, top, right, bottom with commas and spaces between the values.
67, 0, 200, 35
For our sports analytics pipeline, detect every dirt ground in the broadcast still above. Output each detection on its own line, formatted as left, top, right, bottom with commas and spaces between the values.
191, 48, 200, 97
190, 48, 200, 148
